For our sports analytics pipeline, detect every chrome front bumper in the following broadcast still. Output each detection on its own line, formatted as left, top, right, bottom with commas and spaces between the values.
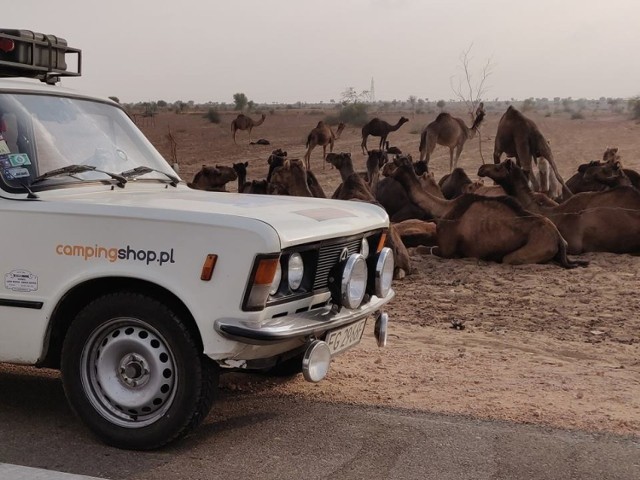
214, 290, 395, 344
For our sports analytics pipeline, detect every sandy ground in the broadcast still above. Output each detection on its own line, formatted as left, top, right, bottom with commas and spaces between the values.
138, 106, 640, 437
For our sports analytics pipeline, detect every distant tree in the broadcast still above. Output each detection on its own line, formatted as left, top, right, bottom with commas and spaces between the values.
247, 100, 256, 111
436, 99, 446, 110
408, 95, 417, 113
204, 108, 221, 123
233, 93, 249, 111
449, 44, 494, 119
157, 100, 167, 108
522, 98, 535, 112
628, 97, 640, 120
108, 96, 120, 104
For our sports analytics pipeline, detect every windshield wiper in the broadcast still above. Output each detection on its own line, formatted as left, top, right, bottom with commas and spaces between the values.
31, 165, 127, 188
120, 166, 179, 187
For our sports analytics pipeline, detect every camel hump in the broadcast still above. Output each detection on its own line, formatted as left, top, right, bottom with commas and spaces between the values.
435, 112, 450, 122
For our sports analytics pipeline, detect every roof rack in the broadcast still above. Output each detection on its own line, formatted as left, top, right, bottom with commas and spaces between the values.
0, 29, 81, 85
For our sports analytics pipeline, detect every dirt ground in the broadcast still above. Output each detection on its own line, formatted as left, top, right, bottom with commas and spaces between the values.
139, 106, 640, 437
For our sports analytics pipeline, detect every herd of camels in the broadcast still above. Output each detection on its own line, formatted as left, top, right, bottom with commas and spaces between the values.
190, 106, 640, 277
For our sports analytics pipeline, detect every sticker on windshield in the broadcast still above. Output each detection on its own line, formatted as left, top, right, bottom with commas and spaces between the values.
5, 270, 38, 292
4, 167, 30, 179
0, 139, 10, 155
8, 153, 31, 167
0, 155, 10, 168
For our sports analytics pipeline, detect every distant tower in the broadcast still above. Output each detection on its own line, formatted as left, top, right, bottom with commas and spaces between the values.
370, 77, 375, 103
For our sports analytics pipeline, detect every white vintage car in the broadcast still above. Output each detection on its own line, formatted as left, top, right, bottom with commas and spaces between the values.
0, 30, 394, 449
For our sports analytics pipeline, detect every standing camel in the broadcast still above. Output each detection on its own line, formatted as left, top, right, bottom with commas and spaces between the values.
493, 106, 571, 198
418, 103, 485, 172
303, 121, 345, 170
361, 117, 409, 154
231, 113, 266, 144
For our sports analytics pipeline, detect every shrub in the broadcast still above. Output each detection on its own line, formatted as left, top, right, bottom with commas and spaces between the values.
570, 110, 585, 120
628, 97, 640, 120
336, 103, 369, 126
204, 108, 221, 123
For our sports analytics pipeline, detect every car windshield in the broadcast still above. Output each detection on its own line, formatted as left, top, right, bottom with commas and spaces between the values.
0, 92, 178, 192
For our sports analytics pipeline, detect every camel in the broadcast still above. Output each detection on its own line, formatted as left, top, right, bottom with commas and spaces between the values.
390, 156, 587, 268
418, 103, 486, 172
303, 121, 345, 170
231, 113, 266, 144
493, 106, 571, 198
376, 159, 444, 222
565, 148, 639, 197
365, 149, 389, 196
188, 164, 237, 191
360, 117, 409, 154
232, 161, 249, 192
266, 150, 288, 183
478, 160, 640, 254
325, 152, 412, 279
268, 159, 314, 197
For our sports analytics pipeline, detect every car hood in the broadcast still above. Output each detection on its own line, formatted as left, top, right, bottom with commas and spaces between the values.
42, 186, 389, 247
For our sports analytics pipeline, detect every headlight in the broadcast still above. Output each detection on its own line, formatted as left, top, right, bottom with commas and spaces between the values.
341, 254, 368, 309
373, 247, 394, 298
269, 261, 282, 295
287, 253, 304, 290
361, 237, 370, 258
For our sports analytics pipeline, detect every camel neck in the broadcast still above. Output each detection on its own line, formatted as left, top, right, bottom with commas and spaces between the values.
394, 168, 449, 218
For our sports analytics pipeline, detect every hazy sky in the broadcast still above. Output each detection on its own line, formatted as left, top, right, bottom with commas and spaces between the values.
5, 0, 640, 104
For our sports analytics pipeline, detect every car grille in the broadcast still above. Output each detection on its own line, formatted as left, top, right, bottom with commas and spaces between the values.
312, 238, 362, 291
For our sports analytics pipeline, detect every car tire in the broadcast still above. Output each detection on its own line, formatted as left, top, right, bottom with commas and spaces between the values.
61, 292, 218, 450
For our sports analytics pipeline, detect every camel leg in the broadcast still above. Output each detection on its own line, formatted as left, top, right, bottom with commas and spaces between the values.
502, 232, 557, 265
233, 128, 237, 145
248, 127, 252, 144
304, 147, 312, 171
361, 135, 368, 155
514, 137, 540, 191
453, 145, 463, 171
322, 145, 327, 170
493, 148, 502, 164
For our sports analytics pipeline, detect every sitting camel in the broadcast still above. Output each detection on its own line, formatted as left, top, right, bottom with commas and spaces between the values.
268, 159, 315, 197
390, 156, 587, 268
188, 165, 237, 191
232, 161, 270, 195
231, 113, 266, 144
419, 103, 485, 172
303, 121, 346, 170
478, 160, 640, 254
377, 159, 442, 222
565, 148, 639, 197
361, 116, 409, 154
325, 152, 412, 279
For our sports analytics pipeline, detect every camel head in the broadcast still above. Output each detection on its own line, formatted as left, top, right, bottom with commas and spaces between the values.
577, 160, 603, 175
583, 160, 630, 187
381, 162, 397, 177
271, 148, 288, 157
398, 116, 410, 127
232, 161, 249, 177
325, 152, 353, 170
472, 102, 486, 130
477, 159, 516, 184
268, 159, 311, 196
189, 164, 238, 190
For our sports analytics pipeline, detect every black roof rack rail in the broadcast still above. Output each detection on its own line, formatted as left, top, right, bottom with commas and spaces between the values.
0, 29, 81, 85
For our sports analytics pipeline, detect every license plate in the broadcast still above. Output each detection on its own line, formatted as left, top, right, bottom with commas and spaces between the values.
325, 319, 367, 355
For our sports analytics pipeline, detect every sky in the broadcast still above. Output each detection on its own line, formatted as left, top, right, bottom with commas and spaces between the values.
4, 0, 640, 104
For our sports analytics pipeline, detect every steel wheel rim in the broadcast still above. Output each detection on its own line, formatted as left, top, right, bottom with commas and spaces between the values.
80, 317, 178, 428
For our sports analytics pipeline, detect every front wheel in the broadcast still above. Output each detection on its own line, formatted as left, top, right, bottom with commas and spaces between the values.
61, 292, 217, 450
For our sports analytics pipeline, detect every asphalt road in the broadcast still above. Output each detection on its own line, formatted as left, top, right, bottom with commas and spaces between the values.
0, 366, 638, 480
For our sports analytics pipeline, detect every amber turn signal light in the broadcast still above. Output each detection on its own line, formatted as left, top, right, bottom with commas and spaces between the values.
377, 231, 387, 253
200, 254, 218, 281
